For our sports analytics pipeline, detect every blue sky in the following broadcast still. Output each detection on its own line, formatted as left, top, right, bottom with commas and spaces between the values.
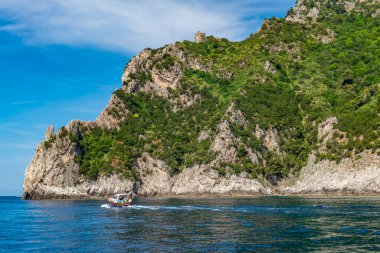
0, 0, 295, 196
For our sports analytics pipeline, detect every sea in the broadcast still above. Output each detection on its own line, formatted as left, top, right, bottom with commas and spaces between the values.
1, 196, 380, 252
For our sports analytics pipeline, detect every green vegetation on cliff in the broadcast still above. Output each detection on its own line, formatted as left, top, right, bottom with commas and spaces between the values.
75, 0, 380, 181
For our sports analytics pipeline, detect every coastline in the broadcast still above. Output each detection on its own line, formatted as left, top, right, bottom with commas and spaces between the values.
23, 150, 380, 200
22, 191, 380, 201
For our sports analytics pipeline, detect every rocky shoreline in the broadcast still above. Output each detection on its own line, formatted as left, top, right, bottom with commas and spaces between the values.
23, 149, 380, 200
24, 191, 380, 201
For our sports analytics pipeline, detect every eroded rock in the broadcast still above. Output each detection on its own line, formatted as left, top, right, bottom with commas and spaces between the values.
194, 31, 206, 43
96, 94, 129, 129
280, 151, 380, 194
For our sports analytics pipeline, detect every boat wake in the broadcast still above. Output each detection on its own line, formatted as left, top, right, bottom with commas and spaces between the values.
100, 204, 223, 211
101, 204, 339, 213
129, 205, 223, 212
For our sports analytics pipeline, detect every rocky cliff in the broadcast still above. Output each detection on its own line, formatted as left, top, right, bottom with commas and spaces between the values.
23, 0, 380, 199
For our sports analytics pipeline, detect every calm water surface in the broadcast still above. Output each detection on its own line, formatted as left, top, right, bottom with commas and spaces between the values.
1, 196, 380, 252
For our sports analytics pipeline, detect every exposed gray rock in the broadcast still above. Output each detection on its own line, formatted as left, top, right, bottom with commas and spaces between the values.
226, 103, 248, 127
286, 0, 320, 23
24, 136, 81, 198
194, 31, 206, 43
171, 165, 269, 195
247, 148, 260, 165
24, 123, 82, 199
44, 125, 55, 142
312, 28, 336, 44
255, 125, 281, 154
344, 1, 357, 12
308, 7, 320, 21
280, 151, 380, 194
150, 61, 183, 96
258, 19, 272, 32
137, 153, 173, 196
121, 48, 153, 85
171, 93, 202, 111
197, 129, 211, 142
24, 120, 136, 199
120, 44, 210, 100
211, 121, 238, 164
96, 94, 129, 129
318, 117, 338, 142
373, 8, 380, 17
29, 175, 136, 199
263, 60, 277, 74
135, 153, 269, 196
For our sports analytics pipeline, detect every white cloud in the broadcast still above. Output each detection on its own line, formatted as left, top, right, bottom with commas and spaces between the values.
0, 0, 294, 53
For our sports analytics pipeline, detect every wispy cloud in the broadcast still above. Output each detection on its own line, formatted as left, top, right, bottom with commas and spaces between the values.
0, 0, 294, 53
60, 107, 100, 114
0, 122, 34, 135
11, 100, 37, 105
0, 141, 37, 150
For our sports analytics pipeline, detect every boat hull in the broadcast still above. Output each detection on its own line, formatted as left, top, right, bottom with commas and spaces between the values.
106, 199, 131, 207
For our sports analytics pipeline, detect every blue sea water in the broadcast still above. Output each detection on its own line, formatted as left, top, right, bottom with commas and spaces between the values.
1, 196, 380, 252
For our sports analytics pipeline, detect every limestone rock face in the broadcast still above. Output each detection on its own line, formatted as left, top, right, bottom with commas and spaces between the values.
28, 175, 136, 199
96, 94, 129, 129
312, 28, 336, 44
263, 60, 277, 74
44, 125, 55, 141
135, 154, 269, 197
24, 124, 82, 199
211, 121, 238, 164
120, 44, 210, 100
137, 154, 173, 196
23, 122, 136, 199
286, 0, 320, 23
318, 117, 338, 142
151, 61, 182, 92
373, 8, 380, 17
226, 103, 248, 127
255, 125, 281, 154
194, 31, 206, 43
121, 49, 153, 85
171, 165, 269, 195
197, 129, 211, 142
280, 152, 380, 194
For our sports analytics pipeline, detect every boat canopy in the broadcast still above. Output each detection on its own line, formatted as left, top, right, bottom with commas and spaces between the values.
114, 194, 128, 198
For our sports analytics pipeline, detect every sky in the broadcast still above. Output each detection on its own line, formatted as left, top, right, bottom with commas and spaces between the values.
0, 0, 295, 196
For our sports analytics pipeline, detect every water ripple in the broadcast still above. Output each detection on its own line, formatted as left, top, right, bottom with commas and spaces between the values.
1, 196, 380, 252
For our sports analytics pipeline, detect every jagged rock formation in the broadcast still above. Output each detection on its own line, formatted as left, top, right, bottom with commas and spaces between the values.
96, 94, 129, 129
23, 0, 380, 199
194, 31, 206, 43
